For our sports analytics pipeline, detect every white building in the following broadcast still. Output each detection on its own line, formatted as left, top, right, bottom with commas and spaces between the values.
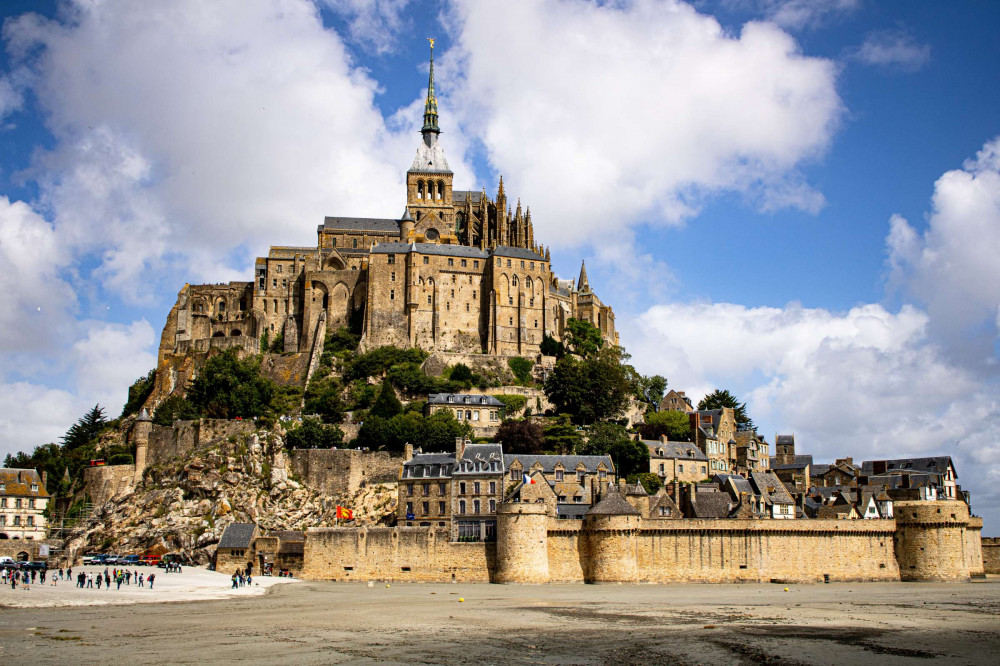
0, 468, 49, 540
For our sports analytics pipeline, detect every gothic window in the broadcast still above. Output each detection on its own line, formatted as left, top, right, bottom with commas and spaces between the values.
352, 238, 358, 249
512, 276, 518, 286
331, 238, 337, 247
423, 256, 429, 264
417, 180, 425, 199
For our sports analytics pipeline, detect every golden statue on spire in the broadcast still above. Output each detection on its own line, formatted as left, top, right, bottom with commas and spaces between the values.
428, 37, 435, 49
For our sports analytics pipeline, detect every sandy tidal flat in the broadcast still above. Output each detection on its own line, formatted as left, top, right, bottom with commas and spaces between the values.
1, 577, 999, 664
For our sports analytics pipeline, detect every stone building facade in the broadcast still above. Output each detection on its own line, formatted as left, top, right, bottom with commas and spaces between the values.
0, 468, 49, 540
644, 438, 710, 484
152, 45, 617, 406
426, 393, 504, 437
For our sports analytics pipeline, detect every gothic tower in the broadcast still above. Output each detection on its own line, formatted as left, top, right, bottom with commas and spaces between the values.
405, 39, 455, 242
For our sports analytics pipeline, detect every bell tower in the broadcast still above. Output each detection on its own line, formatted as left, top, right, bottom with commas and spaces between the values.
406, 38, 455, 243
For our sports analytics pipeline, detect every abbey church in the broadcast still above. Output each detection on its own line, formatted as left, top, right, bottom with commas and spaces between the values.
158, 46, 616, 363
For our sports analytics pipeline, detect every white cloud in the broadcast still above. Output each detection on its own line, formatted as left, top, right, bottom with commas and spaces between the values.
72, 320, 158, 416
887, 135, 1000, 360
727, 0, 861, 31
850, 29, 931, 71
4, 0, 453, 297
623, 136, 1000, 533
0, 75, 23, 125
445, 0, 842, 250
321, 0, 413, 54
0, 381, 82, 454
0, 196, 76, 353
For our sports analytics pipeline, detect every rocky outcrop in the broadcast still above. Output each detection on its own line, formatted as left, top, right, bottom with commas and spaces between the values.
62, 428, 397, 565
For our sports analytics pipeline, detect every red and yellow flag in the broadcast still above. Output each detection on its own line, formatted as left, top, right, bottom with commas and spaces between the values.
336, 505, 354, 520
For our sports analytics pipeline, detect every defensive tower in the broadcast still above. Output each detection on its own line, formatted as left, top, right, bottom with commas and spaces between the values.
894, 499, 973, 581
584, 488, 641, 583
494, 502, 550, 583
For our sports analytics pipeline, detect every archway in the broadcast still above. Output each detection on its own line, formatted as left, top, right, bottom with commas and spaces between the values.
16, 551, 29, 562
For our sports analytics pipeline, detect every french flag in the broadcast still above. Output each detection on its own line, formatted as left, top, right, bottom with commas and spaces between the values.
523, 474, 536, 485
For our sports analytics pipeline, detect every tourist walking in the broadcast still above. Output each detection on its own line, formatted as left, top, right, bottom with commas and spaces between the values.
148, 573, 155, 589
138, 573, 144, 587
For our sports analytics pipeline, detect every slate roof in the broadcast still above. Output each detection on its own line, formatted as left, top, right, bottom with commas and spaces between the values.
322, 216, 401, 233
749, 471, 794, 506
713, 473, 753, 496
493, 246, 544, 261
770, 454, 814, 470
454, 444, 504, 476
370, 242, 490, 259
644, 440, 708, 461
649, 490, 681, 517
817, 505, 853, 519
690, 490, 734, 518
401, 452, 457, 479
504, 454, 614, 474
557, 503, 590, 519
218, 523, 257, 549
866, 473, 940, 489
775, 435, 795, 446
428, 393, 504, 407
410, 134, 451, 173
625, 482, 648, 497
452, 191, 485, 204
0, 468, 49, 498
587, 488, 640, 516
860, 457, 955, 477
268, 530, 305, 542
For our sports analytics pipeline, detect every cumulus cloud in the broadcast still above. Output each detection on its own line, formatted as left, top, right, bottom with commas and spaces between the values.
445, 0, 842, 250
0, 381, 82, 452
727, 0, 860, 31
4, 0, 458, 297
849, 29, 931, 71
321, 0, 413, 54
0, 75, 23, 125
623, 136, 1000, 532
887, 135, 1000, 362
0, 196, 76, 353
72, 320, 158, 414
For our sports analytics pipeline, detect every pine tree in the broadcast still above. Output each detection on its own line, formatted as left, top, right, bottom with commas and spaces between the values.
61, 405, 107, 449
697, 389, 755, 431
369, 379, 403, 419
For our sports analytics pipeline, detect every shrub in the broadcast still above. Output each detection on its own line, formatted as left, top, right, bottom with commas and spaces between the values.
508, 357, 534, 385
627, 472, 663, 495
121, 369, 156, 418
108, 453, 134, 466
448, 363, 473, 384
285, 417, 345, 449
494, 394, 527, 418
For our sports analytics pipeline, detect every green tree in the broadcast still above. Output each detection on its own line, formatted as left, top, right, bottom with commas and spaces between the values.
286, 417, 345, 449
497, 419, 545, 455
61, 405, 107, 450
543, 347, 633, 424
303, 375, 345, 424
448, 363, 473, 384
121, 369, 156, 418
697, 389, 755, 431
507, 357, 534, 385
539, 334, 565, 358
636, 374, 667, 413
579, 422, 649, 479
564, 318, 604, 358
186, 349, 276, 419
370, 379, 404, 419
152, 395, 200, 426
627, 472, 663, 495
494, 394, 527, 418
640, 410, 691, 442
543, 416, 582, 455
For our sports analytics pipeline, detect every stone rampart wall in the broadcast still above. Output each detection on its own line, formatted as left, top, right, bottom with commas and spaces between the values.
983, 537, 1000, 574
288, 449, 402, 496
301, 518, 899, 583
83, 465, 136, 506
301, 526, 494, 582
146, 419, 257, 468
0, 540, 58, 561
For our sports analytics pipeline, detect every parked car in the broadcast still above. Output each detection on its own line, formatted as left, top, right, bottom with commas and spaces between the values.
21, 561, 48, 571
83, 554, 103, 565
121, 555, 142, 566
141, 556, 161, 567
0, 556, 19, 570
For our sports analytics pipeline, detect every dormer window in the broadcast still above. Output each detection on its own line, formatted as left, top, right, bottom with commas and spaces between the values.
31, 484, 38, 493
448, 396, 454, 403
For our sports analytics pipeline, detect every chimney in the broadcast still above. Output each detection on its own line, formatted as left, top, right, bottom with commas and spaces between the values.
455, 437, 465, 461
660, 435, 668, 444
404, 442, 413, 461
41, 470, 47, 488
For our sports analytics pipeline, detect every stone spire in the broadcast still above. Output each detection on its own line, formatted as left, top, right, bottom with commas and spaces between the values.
421, 38, 439, 135
525, 207, 534, 249
577, 260, 590, 293
545, 247, 551, 261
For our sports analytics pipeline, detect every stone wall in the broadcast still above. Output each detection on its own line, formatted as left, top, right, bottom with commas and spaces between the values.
0, 540, 58, 562
982, 537, 1000, 574
146, 419, 258, 469
288, 449, 402, 496
301, 517, 900, 584
301, 526, 495, 582
83, 465, 136, 506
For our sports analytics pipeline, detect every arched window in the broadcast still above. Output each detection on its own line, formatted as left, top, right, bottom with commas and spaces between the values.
512, 275, 518, 287
217, 299, 226, 313
417, 180, 424, 199
473, 499, 481, 514
231, 329, 242, 337
352, 238, 358, 249
437, 180, 445, 200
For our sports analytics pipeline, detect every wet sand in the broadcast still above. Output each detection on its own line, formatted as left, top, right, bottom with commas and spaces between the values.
2, 576, 999, 664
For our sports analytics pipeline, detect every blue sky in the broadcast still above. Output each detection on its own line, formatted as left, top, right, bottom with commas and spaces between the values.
1, 1, 998, 532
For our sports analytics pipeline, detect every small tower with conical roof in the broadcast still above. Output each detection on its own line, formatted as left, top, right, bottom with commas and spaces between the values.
584, 486, 641, 582
132, 408, 153, 485
577, 260, 591, 294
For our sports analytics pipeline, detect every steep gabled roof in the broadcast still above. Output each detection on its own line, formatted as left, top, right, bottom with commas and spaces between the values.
587, 488, 640, 516
219, 523, 257, 549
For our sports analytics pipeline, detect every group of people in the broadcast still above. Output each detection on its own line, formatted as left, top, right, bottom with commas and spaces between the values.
74, 567, 155, 590
1, 566, 157, 592
231, 565, 253, 588
2, 567, 46, 589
